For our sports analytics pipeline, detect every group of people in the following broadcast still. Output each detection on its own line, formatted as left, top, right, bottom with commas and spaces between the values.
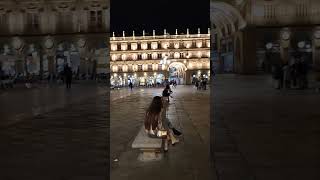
272, 57, 309, 90
194, 78, 207, 90
144, 84, 181, 151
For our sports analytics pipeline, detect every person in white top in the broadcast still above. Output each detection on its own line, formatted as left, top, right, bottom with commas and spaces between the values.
144, 96, 179, 151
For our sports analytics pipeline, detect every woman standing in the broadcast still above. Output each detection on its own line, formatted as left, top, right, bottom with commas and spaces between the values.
144, 96, 179, 151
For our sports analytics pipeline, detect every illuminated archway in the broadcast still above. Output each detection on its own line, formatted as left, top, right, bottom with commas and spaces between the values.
168, 62, 187, 84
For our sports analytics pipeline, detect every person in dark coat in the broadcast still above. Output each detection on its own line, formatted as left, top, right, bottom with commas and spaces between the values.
64, 65, 72, 89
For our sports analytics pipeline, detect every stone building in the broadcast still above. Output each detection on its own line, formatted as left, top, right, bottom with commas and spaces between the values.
211, 0, 320, 74
110, 29, 210, 86
0, 0, 109, 78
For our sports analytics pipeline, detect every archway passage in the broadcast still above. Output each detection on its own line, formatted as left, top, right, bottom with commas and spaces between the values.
168, 62, 187, 85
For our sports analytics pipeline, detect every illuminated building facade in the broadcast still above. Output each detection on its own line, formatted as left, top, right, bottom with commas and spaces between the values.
211, 0, 320, 74
110, 29, 210, 86
0, 0, 110, 78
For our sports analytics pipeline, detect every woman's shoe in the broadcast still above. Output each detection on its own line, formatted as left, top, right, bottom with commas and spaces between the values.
172, 128, 182, 136
171, 138, 179, 145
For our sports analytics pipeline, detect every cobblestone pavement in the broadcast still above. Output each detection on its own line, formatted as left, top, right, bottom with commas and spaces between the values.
0, 83, 106, 127
0, 84, 109, 180
212, 74, 320, 180
110, 86, 214, 180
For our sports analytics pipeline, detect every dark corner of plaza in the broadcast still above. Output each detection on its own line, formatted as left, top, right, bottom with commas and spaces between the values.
211, 0, 320, 180
0, 0, 110, 179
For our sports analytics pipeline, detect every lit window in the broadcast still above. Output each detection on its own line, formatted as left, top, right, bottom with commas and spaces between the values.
185, 41, 192, 48
196, 41, 203, 48
197, 52, 202, 58
142, 53, 148, 60
174, 42, 180, 49
162, 42, 169, 49
112, 66, 118, 72
206, 40, 210, 47
174, 52, 180, 59
111, 54, 118, 61
131, 43, 137, 50
152, 53, 158, 59
131, 54, 138, 60
121, 43, 128, 51
111, 44, 117, 51
121, 54, 127, 60
141, 42, 148, 50
151, 42, 158, 49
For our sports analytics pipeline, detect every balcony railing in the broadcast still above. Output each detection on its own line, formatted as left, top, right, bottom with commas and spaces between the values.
111, 34, 210, 41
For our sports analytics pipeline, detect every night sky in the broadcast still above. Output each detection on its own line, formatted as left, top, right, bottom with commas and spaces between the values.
111, 0, 210, 36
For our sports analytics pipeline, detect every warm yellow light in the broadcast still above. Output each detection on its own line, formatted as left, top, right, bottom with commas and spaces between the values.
111, 44, 117, 51
196, 41, 203, 48
111, 54, 117, 61
132, 53, 138, 60
151, 42, 158, 49
114, 73, 117, 77
144, 72, 147, 76
121, 43, 128, 51
174, 42, 179, 49
197, 52, 202, 58
124, 73, 127, 76
174, 52, 180, 59
121, 54, 127, 60
142, 53, 148, 60
141, 43, 148, 50
154, 72, 157, 76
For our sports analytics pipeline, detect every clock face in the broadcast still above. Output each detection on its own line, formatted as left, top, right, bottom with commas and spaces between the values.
314, 31, 320, 39
44, 38, 54, 49
281, 32, 290, 40
78, 39, 86, 48
12, 38, 22, 50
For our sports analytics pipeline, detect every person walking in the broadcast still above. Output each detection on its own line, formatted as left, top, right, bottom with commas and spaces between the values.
64, 65, 72, 89
129, 81, 133, 90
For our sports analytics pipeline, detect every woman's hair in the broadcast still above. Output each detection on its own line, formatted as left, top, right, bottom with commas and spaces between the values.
144, 96, 163, 130
166, 84, 170, 89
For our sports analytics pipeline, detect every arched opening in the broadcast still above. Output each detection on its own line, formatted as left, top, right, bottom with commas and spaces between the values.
168, 62, 187, 85
211, 1, 246, 74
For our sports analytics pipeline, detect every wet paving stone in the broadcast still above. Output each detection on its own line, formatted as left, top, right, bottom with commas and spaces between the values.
0, 85, 109, 180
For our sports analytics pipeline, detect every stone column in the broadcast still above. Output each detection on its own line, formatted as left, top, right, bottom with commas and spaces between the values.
234, 27, 257, 74
313, 27, 320, 81
280, 28, 291, 64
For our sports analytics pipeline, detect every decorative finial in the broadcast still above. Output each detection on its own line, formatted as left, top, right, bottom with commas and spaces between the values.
133, 30, 135, 40
198, 28, 201, 34
164, 29, 167, 36
208, 28, 210, 34
153, 30, 155, 37
122, 31, 125, 40
143, 30, 145, 37
175, 29, 178, 35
